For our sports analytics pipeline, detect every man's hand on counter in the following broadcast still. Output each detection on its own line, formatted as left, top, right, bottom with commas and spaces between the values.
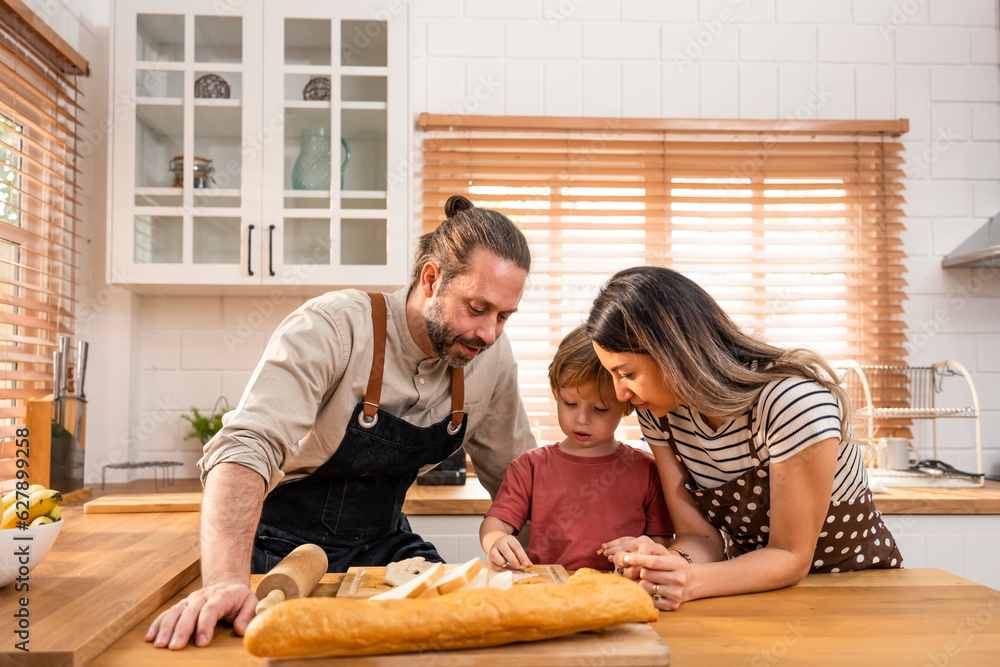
147, 463, 267, 649
145, 581, 258, 649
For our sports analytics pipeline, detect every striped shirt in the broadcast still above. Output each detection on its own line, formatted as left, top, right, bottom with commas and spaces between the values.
639, 377, 869, 503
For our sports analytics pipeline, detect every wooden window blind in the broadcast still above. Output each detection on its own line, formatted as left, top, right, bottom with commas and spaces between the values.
0, 2, 88, 490
419, 115, 909, 444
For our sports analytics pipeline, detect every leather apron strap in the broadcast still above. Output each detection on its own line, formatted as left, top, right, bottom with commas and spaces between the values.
362, 292, 465, 433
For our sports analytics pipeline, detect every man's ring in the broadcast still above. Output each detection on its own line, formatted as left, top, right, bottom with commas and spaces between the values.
653, 584, 659, 596
615, 566, 624, 575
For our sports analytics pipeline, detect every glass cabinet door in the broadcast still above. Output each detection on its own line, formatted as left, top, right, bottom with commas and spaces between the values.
113, 1, 263, 284
111, 0, 406, 288
262, 1, 406, 287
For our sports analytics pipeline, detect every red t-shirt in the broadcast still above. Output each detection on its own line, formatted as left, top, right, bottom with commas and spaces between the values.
486, 443, 674, 570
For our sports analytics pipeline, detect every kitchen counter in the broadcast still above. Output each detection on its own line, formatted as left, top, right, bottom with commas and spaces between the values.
4, 492, 1000, 665
407, 477, 1000, 515
93, 568, 1000, 665
0, 502, 201, 666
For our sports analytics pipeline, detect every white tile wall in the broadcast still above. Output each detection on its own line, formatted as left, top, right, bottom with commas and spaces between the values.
622, 0, 697, 23
776, 65, 816, 118
583, 22, 659, 60
622, 62, 661, 117
505, 60, 545, 115
932, 103, 972, 140
855, 65, 894, 118
661, 62, 699, 116
929, 0, 998, 27
973, 180, 1000, 215
739, 25, 815, 62
426, 19, 503, 57
505, 21, 582, 60
930, 65, 1000, 102
582, 61, 622, 115
853, 0, 928, 26
699, 64, 739, 117
662, 22, 738, 63
818, 26, 893, 63
814, 65, 855, 119
896, 27, 970, 64
970, 27, 1000, 64
738, 64, 777, 118
48, 0, 999, 482
700, 0, 775, 24
774, 0, 852, 25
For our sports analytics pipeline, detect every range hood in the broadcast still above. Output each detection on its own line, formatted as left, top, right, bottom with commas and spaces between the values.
941, 214, 1000, 268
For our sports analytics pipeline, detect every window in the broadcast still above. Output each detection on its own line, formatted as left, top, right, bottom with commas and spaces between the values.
0, 5, 88, 491
419, 116, 908, 444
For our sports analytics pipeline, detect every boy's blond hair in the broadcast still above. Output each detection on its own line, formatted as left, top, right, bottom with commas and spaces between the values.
548, 326, 634, 416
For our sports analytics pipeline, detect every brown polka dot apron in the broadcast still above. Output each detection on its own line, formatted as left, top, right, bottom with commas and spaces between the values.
661, 406, 902, 573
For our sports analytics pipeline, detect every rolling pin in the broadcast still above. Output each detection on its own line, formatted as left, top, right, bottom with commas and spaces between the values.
254, 543, 329, 614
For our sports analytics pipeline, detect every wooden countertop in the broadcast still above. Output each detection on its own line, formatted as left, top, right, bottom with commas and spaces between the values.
81, 478, 1000, 516
0, 502, 201, 666
92, 568, 1000, 666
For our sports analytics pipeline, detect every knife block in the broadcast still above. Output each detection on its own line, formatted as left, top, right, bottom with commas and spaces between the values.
24, 395, 87, 491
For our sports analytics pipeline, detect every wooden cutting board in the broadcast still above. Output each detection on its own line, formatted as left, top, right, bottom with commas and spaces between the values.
83, 493, 202, 513
264, 564, 671, 666
265, 623, 670, 666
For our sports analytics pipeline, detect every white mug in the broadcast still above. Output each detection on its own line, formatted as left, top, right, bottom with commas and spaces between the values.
878, 437, 912, 470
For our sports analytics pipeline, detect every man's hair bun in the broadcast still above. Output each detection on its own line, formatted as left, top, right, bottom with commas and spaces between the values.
444, 194, 474, 218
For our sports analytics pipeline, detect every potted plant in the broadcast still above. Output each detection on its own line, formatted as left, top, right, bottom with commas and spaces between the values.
181, 397, 229, 445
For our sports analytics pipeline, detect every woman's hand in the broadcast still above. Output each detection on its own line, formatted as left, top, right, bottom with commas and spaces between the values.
487, 534, 532, 571
613, 536, 691, 610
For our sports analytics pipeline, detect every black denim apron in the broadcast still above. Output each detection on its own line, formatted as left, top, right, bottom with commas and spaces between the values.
662, 402, 902, 572
252, 292, 467, 573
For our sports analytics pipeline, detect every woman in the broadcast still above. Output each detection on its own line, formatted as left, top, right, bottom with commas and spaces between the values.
585, 266, 901, 610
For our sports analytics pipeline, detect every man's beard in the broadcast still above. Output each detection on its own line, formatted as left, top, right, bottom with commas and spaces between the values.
425, 297, 493, 367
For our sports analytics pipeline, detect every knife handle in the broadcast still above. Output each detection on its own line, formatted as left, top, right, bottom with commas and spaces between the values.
77, 341, 89, 399
58, 334, 71, 394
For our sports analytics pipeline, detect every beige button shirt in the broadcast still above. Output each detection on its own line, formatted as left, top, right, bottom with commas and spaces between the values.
199, 287, 536, 498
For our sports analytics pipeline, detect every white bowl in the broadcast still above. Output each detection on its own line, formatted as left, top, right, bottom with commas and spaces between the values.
0, 520, 64, 587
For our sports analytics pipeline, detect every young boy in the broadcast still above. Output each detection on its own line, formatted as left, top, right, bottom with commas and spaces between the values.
480, 326, 674, 571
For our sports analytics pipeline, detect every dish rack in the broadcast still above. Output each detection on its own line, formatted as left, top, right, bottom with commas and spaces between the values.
839, 361, 983, 488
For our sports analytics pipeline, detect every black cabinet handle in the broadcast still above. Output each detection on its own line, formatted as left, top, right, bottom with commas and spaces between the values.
269, 224, 276, 276
247, 224, 254, 276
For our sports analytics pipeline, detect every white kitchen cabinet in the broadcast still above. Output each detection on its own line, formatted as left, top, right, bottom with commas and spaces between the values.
109, 0, 408, 289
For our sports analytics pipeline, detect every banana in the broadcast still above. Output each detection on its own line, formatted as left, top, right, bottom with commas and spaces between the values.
30, 515, 53, 526
47, 506, 61, 522
1, 484, 46, 513
0, 489, 63, 530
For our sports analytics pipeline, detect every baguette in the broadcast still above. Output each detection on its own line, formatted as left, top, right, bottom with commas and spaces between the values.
244, 569, 657, 658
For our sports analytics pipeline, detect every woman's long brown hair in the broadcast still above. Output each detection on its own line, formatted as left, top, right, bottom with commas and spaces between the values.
584, 266, 852, 438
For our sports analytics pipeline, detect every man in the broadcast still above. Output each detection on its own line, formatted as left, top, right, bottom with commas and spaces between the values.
147, 195, 535, 649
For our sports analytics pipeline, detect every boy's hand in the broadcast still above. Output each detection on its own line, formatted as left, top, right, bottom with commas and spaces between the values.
487, 535, 532, 571
600, 536, 637, 564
